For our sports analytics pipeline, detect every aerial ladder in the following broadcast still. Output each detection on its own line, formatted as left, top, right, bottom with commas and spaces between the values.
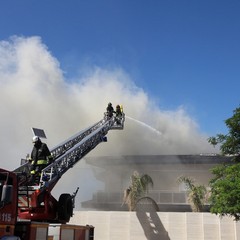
12, 110, 125, 223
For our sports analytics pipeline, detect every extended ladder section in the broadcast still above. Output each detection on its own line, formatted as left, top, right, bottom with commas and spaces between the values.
14, 119, 109, 184
38, 112, 125, 191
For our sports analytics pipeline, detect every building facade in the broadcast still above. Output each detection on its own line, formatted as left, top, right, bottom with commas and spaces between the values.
82, 155, 230, 211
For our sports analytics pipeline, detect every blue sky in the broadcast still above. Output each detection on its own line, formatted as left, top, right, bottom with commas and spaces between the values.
0, 0, 239, 135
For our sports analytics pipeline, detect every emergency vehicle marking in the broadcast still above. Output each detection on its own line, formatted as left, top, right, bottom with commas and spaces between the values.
18, 196, 31, 207
1, 213, 11, 222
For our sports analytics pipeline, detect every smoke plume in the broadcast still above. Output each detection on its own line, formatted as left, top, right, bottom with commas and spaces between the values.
0, 36, 217, 206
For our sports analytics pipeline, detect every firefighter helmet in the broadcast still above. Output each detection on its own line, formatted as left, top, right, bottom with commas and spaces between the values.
32, 136, 40, 143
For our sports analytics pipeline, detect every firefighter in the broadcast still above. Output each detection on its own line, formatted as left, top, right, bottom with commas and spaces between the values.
115, 105, 122, 117
106, 102, 115, 118
115, 104, 122, 125
29, 136, 53, 184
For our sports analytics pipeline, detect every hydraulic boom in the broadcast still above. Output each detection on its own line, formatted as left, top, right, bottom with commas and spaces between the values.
12, 110, 125, 223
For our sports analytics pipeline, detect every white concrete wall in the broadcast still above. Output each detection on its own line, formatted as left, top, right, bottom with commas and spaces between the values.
70, 211, 240, 240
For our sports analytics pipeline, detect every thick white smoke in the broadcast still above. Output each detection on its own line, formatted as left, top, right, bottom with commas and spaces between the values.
0, 36, 218, 208
0, 36, 217, 171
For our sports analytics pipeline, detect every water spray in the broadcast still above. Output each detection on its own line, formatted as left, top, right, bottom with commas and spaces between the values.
126, 116, 162, 136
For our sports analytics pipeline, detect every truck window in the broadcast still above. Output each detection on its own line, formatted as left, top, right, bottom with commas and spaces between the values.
0, 173, 13, 204
1, 185, 13, 203
0, 181, 3, 201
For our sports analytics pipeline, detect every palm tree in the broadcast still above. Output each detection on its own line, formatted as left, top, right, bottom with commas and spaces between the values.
178, 176, 207, 212
123, 171, 154, 211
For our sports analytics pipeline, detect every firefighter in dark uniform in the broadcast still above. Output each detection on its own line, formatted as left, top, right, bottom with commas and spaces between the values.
106, 102, 115, 118
29, 136, 53, 184
115, 104, 123, 125
115, 105, 122, 117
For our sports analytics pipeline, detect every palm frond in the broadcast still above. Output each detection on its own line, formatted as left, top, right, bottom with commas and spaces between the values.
123, 171, 154, 211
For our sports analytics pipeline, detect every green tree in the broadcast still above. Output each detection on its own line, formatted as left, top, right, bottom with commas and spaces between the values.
208, 107, 240, 161
208, 106, 240, 220
209, 163, 240, 220
178, 176, 207, 212
123, 171, 154, 211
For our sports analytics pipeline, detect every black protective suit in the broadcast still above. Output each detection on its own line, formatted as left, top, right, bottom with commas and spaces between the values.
31, 141, 51, 165
106, 103, 115, 118
30, 140, 52, 184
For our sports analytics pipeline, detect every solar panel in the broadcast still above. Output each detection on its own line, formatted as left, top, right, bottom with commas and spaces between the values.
31, 127, 47, 139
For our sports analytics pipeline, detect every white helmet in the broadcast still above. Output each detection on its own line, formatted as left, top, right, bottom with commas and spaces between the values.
32, 136, 40, 143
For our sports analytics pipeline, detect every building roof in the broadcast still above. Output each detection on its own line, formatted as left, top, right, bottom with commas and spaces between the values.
85, 155, 231, 167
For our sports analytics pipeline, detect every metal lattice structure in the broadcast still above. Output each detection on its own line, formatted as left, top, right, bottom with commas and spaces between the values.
16, 112, 125, 193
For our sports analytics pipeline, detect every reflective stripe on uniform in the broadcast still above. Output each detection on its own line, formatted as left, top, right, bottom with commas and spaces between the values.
37, 159, 48, 165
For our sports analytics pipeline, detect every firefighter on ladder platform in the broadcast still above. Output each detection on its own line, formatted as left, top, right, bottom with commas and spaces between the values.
106, 102, 115, 118
115, 105, 122, 117
29, 136, 53, 185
